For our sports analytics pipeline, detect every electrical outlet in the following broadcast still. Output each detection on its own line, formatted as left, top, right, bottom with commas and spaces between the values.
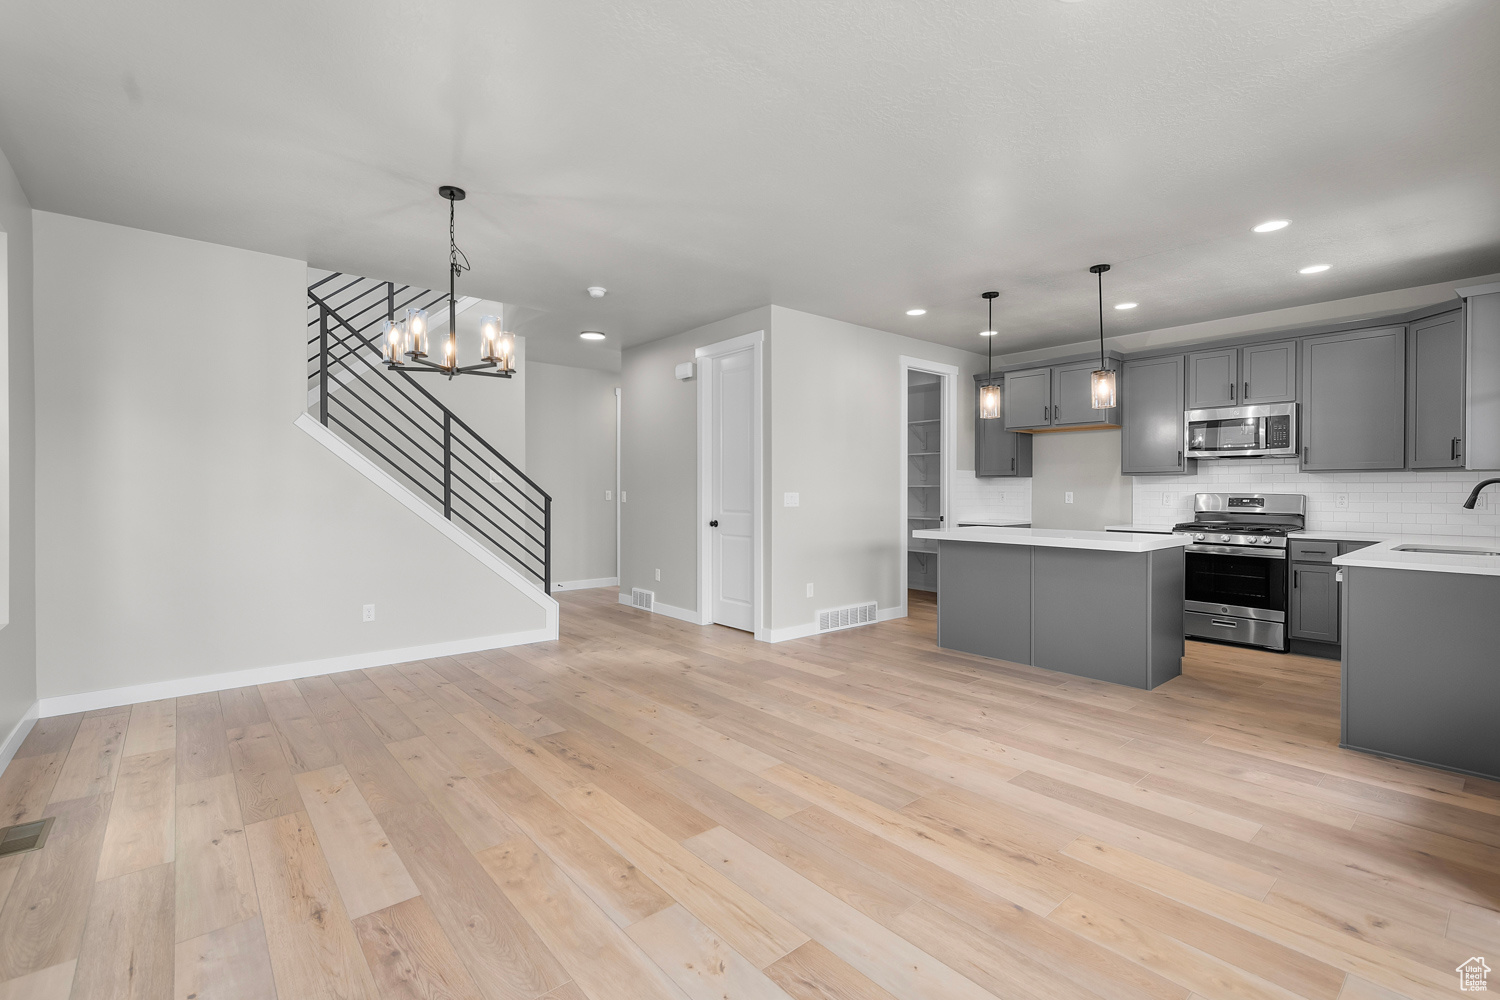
784, 492, 800, 507
362, 604, 375, 622
806, 583, 814, 597
1475, 492, 1489, 510
1335, 493, 1349, 510
997, 492, 1005, 503
1162, 492, 1174, 507
1065, 491, 1074, 504
604, 490, 613, 501
654, 568, 661, 581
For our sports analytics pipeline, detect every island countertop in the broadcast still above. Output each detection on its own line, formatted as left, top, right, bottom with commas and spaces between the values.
913, 526, 1189, 554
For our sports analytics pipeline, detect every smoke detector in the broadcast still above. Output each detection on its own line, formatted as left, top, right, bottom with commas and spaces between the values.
587, 286, 607, 298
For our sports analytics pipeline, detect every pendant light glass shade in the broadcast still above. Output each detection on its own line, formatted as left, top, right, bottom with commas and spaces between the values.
979, 290, 1001, 418
1090, 368, 1116, 409
381, 318, 405, 365
1088, 264, 1114, 410
480, 314, 516, 374
405, 307, 429, 359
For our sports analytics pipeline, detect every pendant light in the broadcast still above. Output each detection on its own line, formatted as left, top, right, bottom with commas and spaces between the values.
1089, 263, 1116, 409
385, 186, 515, 379
978, 291, 1001, 419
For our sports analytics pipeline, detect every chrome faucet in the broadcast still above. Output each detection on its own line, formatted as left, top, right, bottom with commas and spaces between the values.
1462, 479, 1500, 509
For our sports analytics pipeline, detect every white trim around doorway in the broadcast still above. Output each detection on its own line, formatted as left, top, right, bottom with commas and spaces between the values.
695, 330, 766, 639
897, 356, 960, 622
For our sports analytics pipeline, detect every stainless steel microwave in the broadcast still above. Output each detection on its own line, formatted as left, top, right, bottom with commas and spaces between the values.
1185, 402, 1297, 459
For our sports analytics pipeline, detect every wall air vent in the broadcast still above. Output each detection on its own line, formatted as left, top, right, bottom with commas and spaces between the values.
0, 817, 55, 858
817, 602, 879, 633
631, 587, 655, 611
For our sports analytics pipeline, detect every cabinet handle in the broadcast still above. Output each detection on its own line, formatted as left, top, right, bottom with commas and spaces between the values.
1244, 380, 1249, 400
1177, 450, 1182, 467
1292, 569, 1297, 588
1303, 446, 1309, 464
1010, 456, 1015, 471
1229, 382, 1235, 401
1452, 437, 1461, 461
1042, 404, 1047, 421
1053, 404, 1059, 420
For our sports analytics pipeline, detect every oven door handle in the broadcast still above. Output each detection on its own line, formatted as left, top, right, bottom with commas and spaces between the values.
1182, 543, 1287, 559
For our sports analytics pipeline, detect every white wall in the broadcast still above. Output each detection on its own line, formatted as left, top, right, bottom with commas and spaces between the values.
526, 361, 619, 586
1029, 429, 1133, 530
0, 147, 35, 752
620, 307, 772, 616
766, 306, 986, 630
34, 213, 547, 702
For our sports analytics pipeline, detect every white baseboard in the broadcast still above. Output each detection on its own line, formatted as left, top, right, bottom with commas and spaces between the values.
552, 577, 619, 592
35, 626, 556, 718
762, 605, 905, 644
0, 701, 40, 773
616, 592, 707, 625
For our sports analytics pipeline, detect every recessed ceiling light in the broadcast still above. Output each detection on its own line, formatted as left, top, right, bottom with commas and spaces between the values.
579, 331, 606, 341
906, 308, 926, 316
980, 329, 998, 337
1299, 264, 1330, 274
1253, 220, 1290, 233
1114, 302, 1138, 310
587, 286, 607, 298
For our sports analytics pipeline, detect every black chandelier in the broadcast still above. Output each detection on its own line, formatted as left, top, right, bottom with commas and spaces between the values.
382, 185, 516, 379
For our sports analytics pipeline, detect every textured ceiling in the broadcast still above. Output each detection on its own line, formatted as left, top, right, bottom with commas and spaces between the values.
2, 0, 1498, 366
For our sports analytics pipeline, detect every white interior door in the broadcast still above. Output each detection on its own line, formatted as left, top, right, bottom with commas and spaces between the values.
710, 348, 755, 631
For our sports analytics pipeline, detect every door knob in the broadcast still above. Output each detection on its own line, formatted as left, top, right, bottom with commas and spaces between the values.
709, 520, 719, 527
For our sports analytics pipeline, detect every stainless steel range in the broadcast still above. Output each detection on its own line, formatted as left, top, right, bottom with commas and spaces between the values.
1172, 493, 1307, 651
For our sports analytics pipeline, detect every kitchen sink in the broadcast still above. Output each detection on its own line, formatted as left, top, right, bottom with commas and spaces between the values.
1392, 544, 1500, 557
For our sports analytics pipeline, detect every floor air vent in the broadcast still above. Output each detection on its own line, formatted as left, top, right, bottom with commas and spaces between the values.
631, 587, 655, 611
0, 817, 55, 858
818, 602, 879, 633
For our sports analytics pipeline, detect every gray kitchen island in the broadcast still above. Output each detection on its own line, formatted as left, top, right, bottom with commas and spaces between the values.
1335, 539, 1500, 781
912, 526, 1188, 690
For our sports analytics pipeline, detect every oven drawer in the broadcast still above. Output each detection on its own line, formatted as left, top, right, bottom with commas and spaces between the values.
1289, 539, 1337, 563
1185, 611, 1286, 651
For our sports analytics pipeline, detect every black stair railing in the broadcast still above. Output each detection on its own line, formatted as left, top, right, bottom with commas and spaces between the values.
306, 272, 551, 592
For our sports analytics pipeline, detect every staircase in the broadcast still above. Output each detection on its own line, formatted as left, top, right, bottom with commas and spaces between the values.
303, 272, 552, 593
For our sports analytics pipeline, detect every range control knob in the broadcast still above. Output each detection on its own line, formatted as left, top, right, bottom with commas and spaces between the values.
1219, 534, 1231, 543
1194, 532, 1205, 541
1260, 536, 1273, 544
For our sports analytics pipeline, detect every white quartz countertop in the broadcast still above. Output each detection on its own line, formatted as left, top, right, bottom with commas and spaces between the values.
913, 526, 1188, 553
1105, 523, 1494, 544
1333, 537, 1500, 577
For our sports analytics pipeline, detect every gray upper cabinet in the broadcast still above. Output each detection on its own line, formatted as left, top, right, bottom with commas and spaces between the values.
1121, 355, 1193, 475
1407, 310, 1465, 469
1241, 340, 1297, 404
1188, 341, 1296, 408
1187, 349, 1237, 408
1053, 360, 1119, 426
1003, 368, 1053, 430
975, 375, 1033, 477
1300, 326, 1406, 471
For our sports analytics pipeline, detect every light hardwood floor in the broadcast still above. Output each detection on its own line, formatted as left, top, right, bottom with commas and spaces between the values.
1, 588, 1496, 1000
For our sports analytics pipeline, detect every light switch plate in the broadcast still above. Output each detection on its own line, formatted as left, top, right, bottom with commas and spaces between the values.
605, 490, 613, 501
784, 493, 800, 507
654, 568, 661, 581
1065, 491, 1074, 504
806, 583, 814, 597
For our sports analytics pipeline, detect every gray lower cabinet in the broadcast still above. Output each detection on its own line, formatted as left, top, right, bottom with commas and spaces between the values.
1290, 562, 1338, 643
1121, 355, 1193, 474
1187, 349, 1237, 408
1300, 326, 1406, 471
1407, 309, 1465, 468
1003, 368, 1052, 430
974, 374, 1032, 477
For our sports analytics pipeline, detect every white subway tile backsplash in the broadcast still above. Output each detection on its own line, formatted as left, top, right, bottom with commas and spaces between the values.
952, 470, 1031, 525
1130, 458, 1500, 538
